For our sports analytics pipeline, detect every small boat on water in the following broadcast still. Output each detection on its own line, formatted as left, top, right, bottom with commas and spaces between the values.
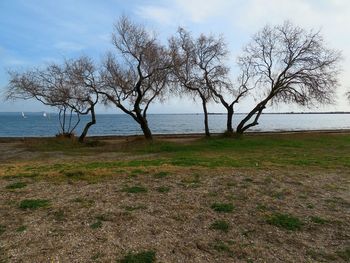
21, 112, 27, 118
43, 112, 47, 117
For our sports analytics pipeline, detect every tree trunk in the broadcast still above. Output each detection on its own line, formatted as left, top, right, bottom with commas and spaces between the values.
79, 106, 96, 142
226, 105, 234, 134
139, 117, 153, 140
200, 96, 210, 137
236, 103, 266, 134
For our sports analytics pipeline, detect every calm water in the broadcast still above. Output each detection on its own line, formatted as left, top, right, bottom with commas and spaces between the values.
0, 112, 349, 137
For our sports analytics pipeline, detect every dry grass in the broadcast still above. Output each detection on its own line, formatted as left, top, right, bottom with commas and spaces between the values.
0, 133, 349, 262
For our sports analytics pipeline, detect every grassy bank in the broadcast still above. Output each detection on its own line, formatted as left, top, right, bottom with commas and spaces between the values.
0, 132, 349, 262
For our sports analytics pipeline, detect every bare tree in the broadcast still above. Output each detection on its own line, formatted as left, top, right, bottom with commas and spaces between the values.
6, 57, 100, 141
236, 21, 341, 134
170, 29, 250, 135
169, 28, 213, 136
63, 57, 100, 142
99, 16, 172, 140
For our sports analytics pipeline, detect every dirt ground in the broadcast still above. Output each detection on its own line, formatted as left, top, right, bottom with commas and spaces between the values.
0, 136, 349, 262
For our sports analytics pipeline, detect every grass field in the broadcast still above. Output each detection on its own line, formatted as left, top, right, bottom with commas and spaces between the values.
0, 132, 349, 262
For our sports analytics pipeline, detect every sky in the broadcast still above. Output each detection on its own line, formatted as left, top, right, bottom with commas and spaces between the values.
0, 0, 350, 113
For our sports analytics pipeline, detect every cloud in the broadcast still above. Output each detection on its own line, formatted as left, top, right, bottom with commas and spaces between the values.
174, 0, 232, 22
135, 5, 175, 25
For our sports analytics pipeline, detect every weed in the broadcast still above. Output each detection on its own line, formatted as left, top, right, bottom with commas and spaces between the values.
256, 203, 268, 211
212, 240, 233, 256
130, 169, 148, 175
118, 250, 156, 263
336, 247, 350, 261
62, 170, 84, 178
5, 182, 27, 189
211, 203, 235, 213
153, 171, 169, 179
0, 225, 5, 236
19, 199, 50, 210
53, 210, 65, 222
123, 205, 147, 211
122, 186, 148, 194
156, 186, 170, 193
90, 220, 102, 229
91, 252, 103, 261
306, 203, 314, 209
72, 197, 95, 207
210, 220, 230, 232
306, 249, 337, 261
310, 216, 328, 225
90, 214, 110, 229
16, 225, 27, 232
266, 213, 302, 231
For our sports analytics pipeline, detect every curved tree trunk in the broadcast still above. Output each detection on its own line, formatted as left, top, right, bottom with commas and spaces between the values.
79, 106, 96, 142
139, 118, 153, 140
236, 102, 266, 134
200, 95, 210, 137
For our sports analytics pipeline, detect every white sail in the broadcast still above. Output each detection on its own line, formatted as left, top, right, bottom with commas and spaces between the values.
43, 112, 47, 117
21, 112, 27, 118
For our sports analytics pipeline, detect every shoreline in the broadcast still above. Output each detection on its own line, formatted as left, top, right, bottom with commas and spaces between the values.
0, 129, 349, 142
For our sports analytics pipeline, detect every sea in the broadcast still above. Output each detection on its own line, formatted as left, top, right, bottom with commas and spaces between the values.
0, 112, 349, 137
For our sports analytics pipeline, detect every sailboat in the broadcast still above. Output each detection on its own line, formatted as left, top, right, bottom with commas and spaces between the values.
21, 112, 27, 118
43, 112, 47, 118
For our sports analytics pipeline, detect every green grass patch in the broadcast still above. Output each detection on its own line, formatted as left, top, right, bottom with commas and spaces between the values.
122, 186, 148, 194
19, 199, 50, 210
310, 216, 328, 225
62, 170, 85, 178
0, 225, 5, 236
210, 220, 230, 232
90, 220, 103, 229
118, 250, 156, 263
5, 182, 27, 189
211, 240, 234, 256
336, 247, 350, 261
130, 169, 148, 176
16, 225, 27, 232
153, 171, 169, 178
211, 203, 235, 213
156, 186, 170, 193
266, 213, 302, 231
90, 214, 112, 229
123, 205, 147, 211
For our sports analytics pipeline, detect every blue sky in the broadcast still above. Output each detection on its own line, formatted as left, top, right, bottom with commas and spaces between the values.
1, 0, 350, 113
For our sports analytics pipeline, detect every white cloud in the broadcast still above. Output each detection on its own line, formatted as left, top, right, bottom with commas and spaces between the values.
135, 0, 350, 110
174, 0, 231, 22
135, 6, 175, 25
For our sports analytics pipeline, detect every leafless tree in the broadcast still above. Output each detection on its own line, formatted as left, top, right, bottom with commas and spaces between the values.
169, 28, 213, 136
236, 21, 342, 134
170, 29, 250, 135
63, 57, 100, 142
99, 16, 172, 140
6, 57, 100, 141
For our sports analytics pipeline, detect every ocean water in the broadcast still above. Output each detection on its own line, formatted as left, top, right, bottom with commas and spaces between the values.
0, 112, 349, 137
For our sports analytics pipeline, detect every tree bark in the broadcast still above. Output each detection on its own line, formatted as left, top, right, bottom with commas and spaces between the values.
200, 95, 210, 137
139, 117, 153, 140
226, 105, 234, 134
79, 106, 96, 142
236, 102, 266, 134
